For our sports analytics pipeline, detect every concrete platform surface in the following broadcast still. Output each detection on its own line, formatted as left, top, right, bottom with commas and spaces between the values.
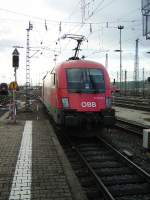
0, 103, 87, 200
114, 106, 150, 127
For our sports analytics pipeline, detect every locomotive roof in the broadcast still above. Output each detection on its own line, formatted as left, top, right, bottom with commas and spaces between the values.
55, 59, 105, 70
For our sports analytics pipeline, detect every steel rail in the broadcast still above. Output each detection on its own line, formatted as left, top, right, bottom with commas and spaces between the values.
61, 132, 150, 200
97, 137, 150, 183
115, 117, 150, 136
60, 133, 116, 200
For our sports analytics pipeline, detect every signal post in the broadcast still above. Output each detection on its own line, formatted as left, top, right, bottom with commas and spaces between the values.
9, 48, 19, 123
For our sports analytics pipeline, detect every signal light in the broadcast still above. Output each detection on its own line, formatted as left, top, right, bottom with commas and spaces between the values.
12, 55, 19, 68
12, 48, 19, 68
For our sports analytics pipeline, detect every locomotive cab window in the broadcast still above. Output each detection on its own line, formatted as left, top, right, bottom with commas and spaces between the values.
66, 68, 105, 93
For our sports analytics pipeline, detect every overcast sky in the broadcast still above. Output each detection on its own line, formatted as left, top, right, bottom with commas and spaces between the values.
0, 0, 150, 85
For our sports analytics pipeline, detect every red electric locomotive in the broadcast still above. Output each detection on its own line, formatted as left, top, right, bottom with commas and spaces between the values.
42, 34, 115, 129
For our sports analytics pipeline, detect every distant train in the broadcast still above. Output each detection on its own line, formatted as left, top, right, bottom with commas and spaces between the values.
0, 83, 9, 95
42, 59, 115, 129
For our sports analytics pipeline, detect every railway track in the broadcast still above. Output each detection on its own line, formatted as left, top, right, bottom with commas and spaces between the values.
112, 96, 150, 111
56, 131, 150, 200
115, 118, 150, 136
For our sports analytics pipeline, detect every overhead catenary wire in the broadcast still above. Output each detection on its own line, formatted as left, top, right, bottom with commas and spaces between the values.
85, 0, 116, 21
0, 5, 142, 26
59, 0, 113, 55
0, 2, 142, 58
65, 0, 81, 21
0, 15, 143, 60
0, 2, 148, 71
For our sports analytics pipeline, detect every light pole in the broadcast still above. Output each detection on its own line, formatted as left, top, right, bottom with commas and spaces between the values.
118, 25, 124, 92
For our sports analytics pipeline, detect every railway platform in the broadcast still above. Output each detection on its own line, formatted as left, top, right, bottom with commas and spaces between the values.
113, 106, 150, 127
0, 102, 87, 200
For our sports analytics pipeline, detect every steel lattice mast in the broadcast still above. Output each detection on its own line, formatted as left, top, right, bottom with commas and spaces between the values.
26, 22, 33, 108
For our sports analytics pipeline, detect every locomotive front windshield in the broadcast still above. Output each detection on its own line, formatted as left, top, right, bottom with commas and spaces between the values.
66, 68, 105, 93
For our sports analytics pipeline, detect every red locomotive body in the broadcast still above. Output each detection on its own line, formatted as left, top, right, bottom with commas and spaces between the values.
42, 59, 115, 128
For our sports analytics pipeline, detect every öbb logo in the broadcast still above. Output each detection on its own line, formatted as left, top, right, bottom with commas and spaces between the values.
81, 101, 96, 108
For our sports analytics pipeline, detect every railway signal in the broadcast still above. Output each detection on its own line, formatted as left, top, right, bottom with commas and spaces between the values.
10, 48, 20, 123
12, 48, 19, 68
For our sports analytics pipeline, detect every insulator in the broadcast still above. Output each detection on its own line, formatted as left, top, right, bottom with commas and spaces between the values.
59, 22, 62, 32
45, 20, 48, 31
90, 23, 92, 33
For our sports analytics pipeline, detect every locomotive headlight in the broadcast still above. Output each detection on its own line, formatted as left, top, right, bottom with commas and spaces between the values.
62, 97, 69, 108
106, 97, 112, 108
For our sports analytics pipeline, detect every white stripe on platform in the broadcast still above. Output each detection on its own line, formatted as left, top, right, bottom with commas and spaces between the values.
9, 121, 32, 200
